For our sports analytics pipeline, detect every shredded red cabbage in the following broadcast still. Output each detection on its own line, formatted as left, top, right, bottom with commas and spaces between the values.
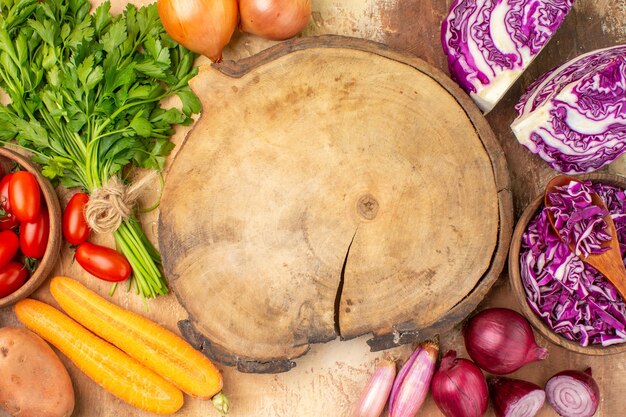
547, 180, 611, 258
521, 182, 626, 347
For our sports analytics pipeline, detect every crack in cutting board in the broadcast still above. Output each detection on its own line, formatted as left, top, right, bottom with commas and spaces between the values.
158, 36, 511, 373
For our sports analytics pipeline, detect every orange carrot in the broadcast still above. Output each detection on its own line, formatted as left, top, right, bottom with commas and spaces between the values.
14, 299, 183, 415
50, 276, 223, 399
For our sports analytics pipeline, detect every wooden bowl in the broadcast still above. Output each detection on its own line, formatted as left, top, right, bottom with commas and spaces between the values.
0, 147, 62, 309
509, 172, 626, 355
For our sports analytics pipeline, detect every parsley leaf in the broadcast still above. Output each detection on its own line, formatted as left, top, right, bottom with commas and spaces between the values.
0, 0, 201, 298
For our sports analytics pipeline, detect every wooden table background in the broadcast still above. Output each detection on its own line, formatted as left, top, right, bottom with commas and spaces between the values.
2, 0, 626, 415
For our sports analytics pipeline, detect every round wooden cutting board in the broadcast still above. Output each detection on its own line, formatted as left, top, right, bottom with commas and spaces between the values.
158, 36, 512, 373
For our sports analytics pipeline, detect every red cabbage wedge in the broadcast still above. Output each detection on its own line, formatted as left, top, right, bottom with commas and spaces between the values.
442, 0, 575, 113
512, 45, 626, 173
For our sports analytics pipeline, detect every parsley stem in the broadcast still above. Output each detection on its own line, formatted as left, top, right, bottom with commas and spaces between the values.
0, 0, 199, 299
93, 85, 185, 138
126, 221, 163, 282
93, 126, 134, 141
115, 218, 168, 298
115, 226, 154, 297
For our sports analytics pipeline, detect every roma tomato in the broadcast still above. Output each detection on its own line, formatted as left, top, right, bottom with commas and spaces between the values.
9, 171, 41, 222
0, 173, 12, 212
0, 230, 19, 269
76, 242, 132, 282
63, 192, 90, 245
0, 213, 18, 230
20, 205, 50, 259
0, 173, 19, 231
0, 230, 20, 269
0, 261, 28, 298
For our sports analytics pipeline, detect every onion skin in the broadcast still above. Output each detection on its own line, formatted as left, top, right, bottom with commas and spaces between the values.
489, 377, 545, 417
239, 0, 311, 41
389, 340, 439, 417
157, 0, 238, 62
431, 350, 488, 417
545, 368, 600, 417
350, 360, 396, 417
464, 308, 548, 375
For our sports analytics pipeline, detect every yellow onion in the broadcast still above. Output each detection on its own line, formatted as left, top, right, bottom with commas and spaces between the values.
157, 0, 238, 62
239, 0, 311, 41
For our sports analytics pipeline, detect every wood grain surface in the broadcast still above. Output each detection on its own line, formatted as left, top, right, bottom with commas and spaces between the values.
1, 0, 626, 416
158, 36, 510, 372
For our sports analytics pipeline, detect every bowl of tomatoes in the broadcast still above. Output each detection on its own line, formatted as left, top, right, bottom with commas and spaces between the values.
0, 147, 62, 308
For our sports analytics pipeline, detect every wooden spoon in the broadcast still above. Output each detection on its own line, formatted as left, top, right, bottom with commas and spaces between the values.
545, 175, 626, 299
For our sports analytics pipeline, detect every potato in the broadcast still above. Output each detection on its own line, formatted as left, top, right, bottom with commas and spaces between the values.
0, 327, 74, 417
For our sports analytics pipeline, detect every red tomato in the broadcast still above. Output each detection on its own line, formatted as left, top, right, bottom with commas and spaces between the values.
63, 192, 90, 245
76, 242, 132, 282
0, 173, 12, 212
9, 171, 41, 222
0, 173, 19, 231
0, 214, 18, 230
0, 230, 19, 269
0, 261, 28, 298
20, 205, 50, 259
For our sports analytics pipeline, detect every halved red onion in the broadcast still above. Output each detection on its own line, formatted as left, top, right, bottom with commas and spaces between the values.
490, 377, 545, 417
545, 368, 600, 417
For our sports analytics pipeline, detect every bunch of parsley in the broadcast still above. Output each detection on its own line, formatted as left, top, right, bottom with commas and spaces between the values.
0, 0, 201, 297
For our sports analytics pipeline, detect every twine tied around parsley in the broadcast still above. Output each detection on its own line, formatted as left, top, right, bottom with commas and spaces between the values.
85, 172, 157, 235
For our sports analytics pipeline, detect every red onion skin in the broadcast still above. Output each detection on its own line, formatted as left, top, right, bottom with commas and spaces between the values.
389, 340, 439, 417
464, 308, 548, 375
546, 368, 600, 417
489, 377, 545, 417
350, 360, 396, 417
431, 350, 488, 417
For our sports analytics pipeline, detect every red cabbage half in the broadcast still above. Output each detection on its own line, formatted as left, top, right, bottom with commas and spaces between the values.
520, 182, 626, 347
442, 0, 575, 113
547, 180, 611, 258
512, 45, 626, 174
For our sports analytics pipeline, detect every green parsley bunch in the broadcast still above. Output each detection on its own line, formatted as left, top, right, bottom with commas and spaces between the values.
0, 0, 201, 297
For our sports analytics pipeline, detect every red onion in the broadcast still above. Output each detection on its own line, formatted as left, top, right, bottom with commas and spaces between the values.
490, 377, 546, 417
431, 350, 488, 417
389, 340, 439, 417
545, 368, 600, 417
464, 308, 548, 374
350, 360, 396, 417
